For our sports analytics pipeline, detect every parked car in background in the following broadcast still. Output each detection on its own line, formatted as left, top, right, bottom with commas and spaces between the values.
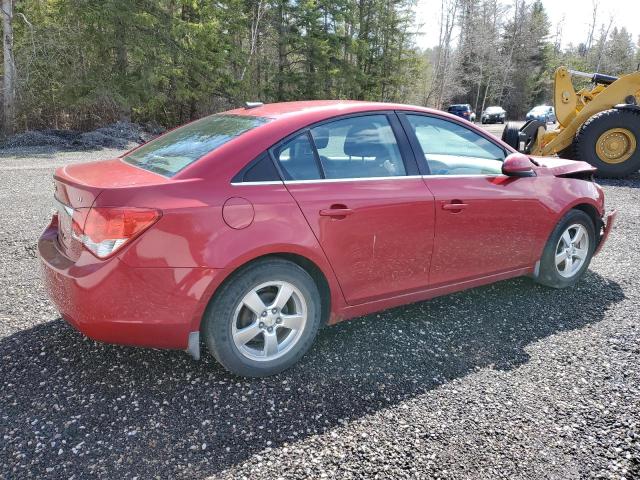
39, 100, 615, 377
481, 106, 506, 124
526, 105, 556, 124
447, 104, 476, 122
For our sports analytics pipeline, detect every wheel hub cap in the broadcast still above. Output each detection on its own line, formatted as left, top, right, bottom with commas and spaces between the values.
596, 128, 637, 164
231, 281, 307, 362
555, 224, 589, 278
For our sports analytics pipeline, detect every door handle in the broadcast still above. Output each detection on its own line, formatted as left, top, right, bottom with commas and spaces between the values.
442, 202, 468, 211
319, 206, 354, 217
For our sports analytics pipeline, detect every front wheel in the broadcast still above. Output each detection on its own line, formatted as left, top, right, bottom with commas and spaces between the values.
575, 109, 640, 177
536, 210, 596, 289
202, 258, 322, 377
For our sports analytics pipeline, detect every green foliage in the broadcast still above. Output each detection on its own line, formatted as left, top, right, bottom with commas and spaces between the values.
8, 0, 420, 130
5, 0, 639, 130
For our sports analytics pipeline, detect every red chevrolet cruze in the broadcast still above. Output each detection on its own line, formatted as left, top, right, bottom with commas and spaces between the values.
39, 101, 616, 376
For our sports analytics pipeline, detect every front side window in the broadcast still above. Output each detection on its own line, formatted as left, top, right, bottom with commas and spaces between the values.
310, 115, 406, 179
124, 114, 269, 177
406, 114, 505, 175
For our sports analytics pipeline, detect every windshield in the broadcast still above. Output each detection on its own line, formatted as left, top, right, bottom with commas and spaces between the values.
530, 106, 550, 114
124, 114, 270, 177
485, 107, 502, 113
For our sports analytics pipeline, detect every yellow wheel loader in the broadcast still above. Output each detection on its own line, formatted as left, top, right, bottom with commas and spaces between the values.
502, 66, 640, 177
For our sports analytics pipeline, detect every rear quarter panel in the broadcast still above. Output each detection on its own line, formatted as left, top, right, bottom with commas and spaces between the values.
98, 180, 346, 326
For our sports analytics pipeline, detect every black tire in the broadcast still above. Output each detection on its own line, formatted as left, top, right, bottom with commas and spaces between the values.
202, 258, 322, 377
502, 122, 521, 150
557, 142, 576, 160
574, 109, 640, 178
481, 119, 487, 124
536, 210, 596, 289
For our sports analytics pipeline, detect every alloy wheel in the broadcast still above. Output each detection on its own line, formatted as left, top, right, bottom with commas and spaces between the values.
231, 281, 307, 361
555, 223, 590, 278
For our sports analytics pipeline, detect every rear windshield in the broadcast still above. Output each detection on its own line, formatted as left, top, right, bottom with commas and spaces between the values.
123, 114, 270, 176
447, 105, 467, 112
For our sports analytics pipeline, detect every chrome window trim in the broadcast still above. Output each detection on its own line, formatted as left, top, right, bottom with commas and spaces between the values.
283, 175, 423, 185
230, 174, 515, 185
230, 180, 284, 186
423, 174, 505, 179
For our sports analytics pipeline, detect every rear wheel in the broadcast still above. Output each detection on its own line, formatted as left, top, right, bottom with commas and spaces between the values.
575, 109, 640, 177
536, 210, 595, 289
202, 258, 322, 377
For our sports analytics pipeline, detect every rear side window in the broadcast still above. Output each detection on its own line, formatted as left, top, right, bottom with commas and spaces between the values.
124, 114, 269, 177
232, 153, 281, 183
310, 115, 406, 179
273, 133, 322, 180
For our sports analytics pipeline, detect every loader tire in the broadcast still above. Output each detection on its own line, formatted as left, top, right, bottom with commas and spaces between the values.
575, 109, 640, 178
502, 122, 521, 151
557, 142, 576, 160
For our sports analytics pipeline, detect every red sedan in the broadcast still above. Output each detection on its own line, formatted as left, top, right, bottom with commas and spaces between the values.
38, 101, 616, 377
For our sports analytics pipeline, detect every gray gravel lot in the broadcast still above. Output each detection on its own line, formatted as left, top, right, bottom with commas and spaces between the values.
0, 144, 639, 479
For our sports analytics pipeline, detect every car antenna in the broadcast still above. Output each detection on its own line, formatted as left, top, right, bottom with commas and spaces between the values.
244, 101, 264, 109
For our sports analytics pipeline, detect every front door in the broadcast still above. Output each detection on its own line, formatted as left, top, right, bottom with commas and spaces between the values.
273, 113, 436, 305
401, 113, 550, 286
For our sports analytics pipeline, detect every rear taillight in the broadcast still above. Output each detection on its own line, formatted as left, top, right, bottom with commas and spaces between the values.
72, 207, 161, 258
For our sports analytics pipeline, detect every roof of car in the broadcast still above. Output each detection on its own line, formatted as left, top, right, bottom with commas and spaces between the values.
225, 100, 436, 119
175, 100, 516, 180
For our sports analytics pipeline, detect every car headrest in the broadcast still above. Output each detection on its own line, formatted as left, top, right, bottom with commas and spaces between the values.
311, 127, 330, 149
343, 124, 386, 158
291, 137, 315, 160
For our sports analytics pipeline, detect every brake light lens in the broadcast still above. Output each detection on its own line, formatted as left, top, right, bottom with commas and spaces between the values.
73, 207, 161, 258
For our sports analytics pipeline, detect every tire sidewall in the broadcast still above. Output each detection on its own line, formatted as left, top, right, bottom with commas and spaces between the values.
538, 210, 596, 288
502, 122, 521, 150
202, 259, 321, 377
576, 109, 640, 177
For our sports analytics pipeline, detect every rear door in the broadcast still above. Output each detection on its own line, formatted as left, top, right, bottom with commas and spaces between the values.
399, 112, 549, 286
273, 113, 436, 305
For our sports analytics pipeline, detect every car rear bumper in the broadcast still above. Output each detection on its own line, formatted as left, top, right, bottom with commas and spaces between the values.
38, 221, 220, 350
595, 210, 616, 255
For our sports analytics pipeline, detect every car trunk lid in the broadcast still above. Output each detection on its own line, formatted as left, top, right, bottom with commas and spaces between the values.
53, 158, 169, 259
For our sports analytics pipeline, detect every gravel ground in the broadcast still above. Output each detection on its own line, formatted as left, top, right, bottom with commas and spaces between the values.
0, 145, 639, 479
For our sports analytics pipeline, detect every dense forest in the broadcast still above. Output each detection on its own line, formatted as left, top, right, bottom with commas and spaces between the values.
1, 0, 639, 136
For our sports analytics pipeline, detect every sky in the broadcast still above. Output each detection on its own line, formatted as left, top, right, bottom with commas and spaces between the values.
414, 0, 640, 50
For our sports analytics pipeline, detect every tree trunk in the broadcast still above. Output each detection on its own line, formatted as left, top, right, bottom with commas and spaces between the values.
2, 0, 15, 137
276, 1, 285, 101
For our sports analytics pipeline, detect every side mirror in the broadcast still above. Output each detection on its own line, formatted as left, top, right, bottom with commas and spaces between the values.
502, 153, 534, 177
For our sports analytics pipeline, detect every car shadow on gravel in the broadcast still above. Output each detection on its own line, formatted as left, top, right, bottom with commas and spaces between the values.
0, 272, 624, 478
